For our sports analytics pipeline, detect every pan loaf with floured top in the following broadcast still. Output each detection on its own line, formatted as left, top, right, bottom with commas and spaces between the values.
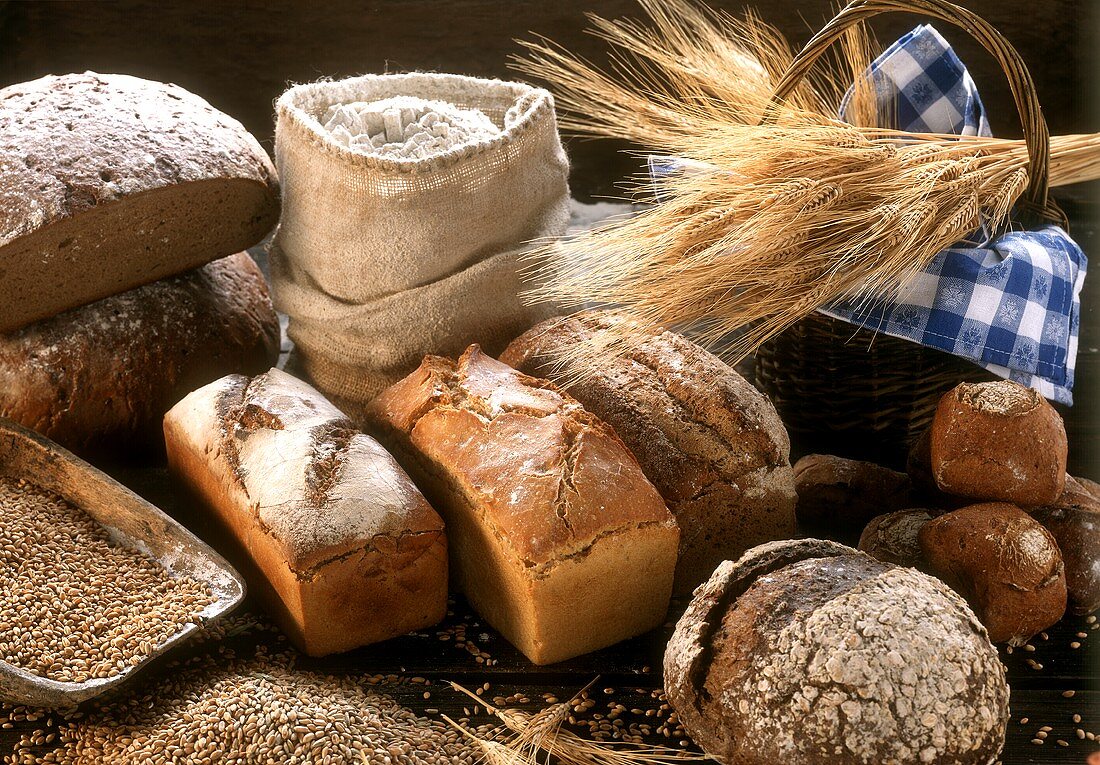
164, 368, 447, 657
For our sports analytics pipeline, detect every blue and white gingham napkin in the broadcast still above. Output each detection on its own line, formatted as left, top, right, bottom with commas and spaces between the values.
650, 25, 1087, 404
823, 24, 1086, 404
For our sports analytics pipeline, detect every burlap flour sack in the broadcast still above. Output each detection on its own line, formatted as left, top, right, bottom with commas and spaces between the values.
270, 73, 569, 411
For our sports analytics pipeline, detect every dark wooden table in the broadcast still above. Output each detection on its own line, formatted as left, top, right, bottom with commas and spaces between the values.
2, 460, 1097, 764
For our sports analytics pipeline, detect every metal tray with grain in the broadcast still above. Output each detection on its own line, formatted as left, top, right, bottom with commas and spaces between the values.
0, 418, 246, 707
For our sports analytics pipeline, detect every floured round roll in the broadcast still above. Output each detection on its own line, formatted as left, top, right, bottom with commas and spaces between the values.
664, 539, 1008, 765
930, 380, 1067, 506
0, 252, 280, 455
0, 72, 279, 331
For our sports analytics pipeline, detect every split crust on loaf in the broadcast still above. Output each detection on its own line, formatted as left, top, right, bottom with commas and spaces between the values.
366, 345, 678, 664
665, 540, 1008, 765
368, 345, 677, 577
500, 311, 796, 591
165, 369, 448, 656
203, 370, 445, 578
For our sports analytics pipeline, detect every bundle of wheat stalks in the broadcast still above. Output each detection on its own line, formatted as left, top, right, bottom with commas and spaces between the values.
516, 0, 1100, 364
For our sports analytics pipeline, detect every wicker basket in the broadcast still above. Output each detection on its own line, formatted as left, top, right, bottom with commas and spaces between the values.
752, 0, 1065, 468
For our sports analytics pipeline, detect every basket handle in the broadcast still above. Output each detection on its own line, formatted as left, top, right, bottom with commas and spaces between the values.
762, 0, 1062, 224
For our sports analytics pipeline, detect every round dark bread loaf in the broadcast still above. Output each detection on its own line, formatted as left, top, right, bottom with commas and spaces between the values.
1032, 477, 1100, 615
930, 380, 1067, 506
0, 72, 279, 332
857, 508, 933, 568
500, 310, 797, 593
0, 252, 280, 455
919, 503, 1067, 645
664, 539, 1008, 765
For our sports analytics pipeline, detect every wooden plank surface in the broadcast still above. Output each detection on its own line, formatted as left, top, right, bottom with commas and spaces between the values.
1, 460, 1097, 763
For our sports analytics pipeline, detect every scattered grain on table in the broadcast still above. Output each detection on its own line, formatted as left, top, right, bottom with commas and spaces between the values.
6, 648, 484, 765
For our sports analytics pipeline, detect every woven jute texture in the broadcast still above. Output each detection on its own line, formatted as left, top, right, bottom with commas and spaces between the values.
270, 73, 570, 406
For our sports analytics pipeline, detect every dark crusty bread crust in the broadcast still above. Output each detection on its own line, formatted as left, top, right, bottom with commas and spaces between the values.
793, 454, 914, 539
1032, 477, 1100, 615
365, 345, 679, 665
906, 428, 970, 511
930, 381, 1067, 506
664, 539, 1008, 765
0, 72, 279, 331
164, 369, 448, 657
919, 502, 1067, 644
858, 508, 933, 568
0, 252, 279, 455
500, 311, 796, 593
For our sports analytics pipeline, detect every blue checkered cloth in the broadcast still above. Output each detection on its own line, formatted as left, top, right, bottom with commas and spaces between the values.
649, 24, 1087, 403
823, 24, 1086, 404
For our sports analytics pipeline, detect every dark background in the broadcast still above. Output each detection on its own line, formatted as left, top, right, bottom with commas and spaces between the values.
0, 0, 1096, 475
0, 0, 1095, 196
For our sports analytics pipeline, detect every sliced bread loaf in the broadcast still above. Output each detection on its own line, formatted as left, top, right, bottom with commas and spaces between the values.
0, 72, 279, 331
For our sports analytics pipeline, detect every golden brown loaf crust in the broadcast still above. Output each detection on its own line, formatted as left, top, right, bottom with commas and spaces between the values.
930, 381, 1067, 506
0, 72, 280, 331
500, 311, 796, 593
0, 252, 279, 455
919, 502, 1067, 645
664, 540, 1008, 765
164, 369, 447, 657
365, 344, 679, 665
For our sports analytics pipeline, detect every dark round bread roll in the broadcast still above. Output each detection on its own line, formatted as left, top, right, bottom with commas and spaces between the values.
0, 252, 280, 455
1032, 477, 1100, 615
793, 454, 913, 541
857, 508, 933, 568
919, 503, 1067, 644
905, 429, 968, 511
930, 381, 1067, 506
664, 539, 1008, 765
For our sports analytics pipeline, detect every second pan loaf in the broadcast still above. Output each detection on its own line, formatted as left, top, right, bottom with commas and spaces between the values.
365, 345, 679, 665
501, 311, 797, 592
165, 368, 448, 657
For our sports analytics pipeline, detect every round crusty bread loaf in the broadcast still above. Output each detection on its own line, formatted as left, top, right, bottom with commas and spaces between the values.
930, 380, 1067, 506
0, 252, 280, 455
664, 539, 1009, 765
501, 310, 797, 594
919, 503, 1067, 645
0, 72, 280, 332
